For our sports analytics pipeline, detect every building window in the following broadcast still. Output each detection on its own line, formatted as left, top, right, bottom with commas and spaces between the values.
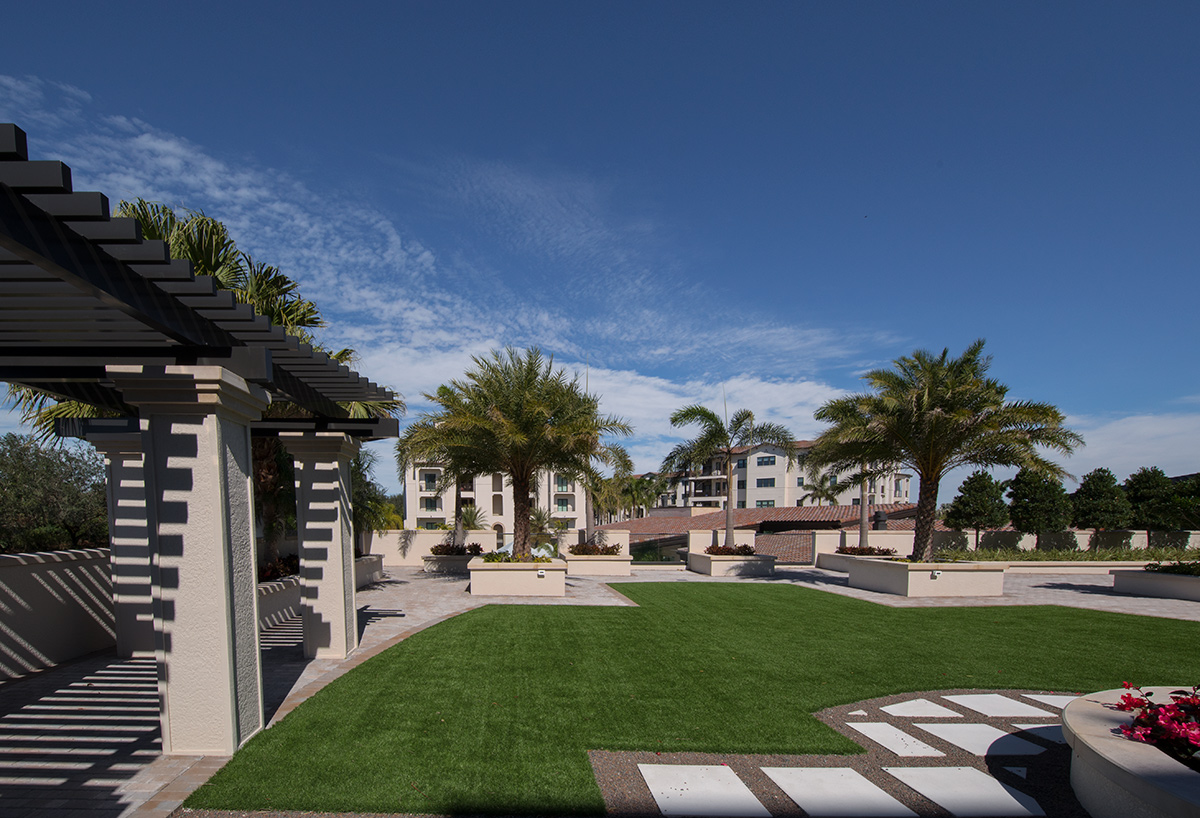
756, 478, 775, 488
736, 458, 746, 469
737, 501, 746, 508
493, 473, 504, 492
796, 476, 805, 487
796, 500, 803, 507
852, 498, 860, 505
895, 479, 903, 494
755, 500, 775, 508
422, 498, 438, 511
556, 477, 569, 492
422, 476, 436, 491
737, 480, 746, 489
421, 521, 440, 530
757, 456, 775, 466
492, 495, 503, 515
557, 498, 570, 512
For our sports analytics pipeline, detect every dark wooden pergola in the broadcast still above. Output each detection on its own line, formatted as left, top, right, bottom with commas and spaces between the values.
0, 123, 399, 754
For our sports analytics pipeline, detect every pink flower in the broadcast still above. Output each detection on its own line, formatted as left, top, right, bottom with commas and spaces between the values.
1117, 693, 1148, 711
1120, 724, 1154, 743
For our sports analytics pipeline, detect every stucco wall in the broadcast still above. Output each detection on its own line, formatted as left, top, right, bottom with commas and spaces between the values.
0, 548, 115, 681
373, 529, 495, 566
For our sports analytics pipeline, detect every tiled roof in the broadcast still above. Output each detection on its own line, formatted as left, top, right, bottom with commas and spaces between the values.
753, 533, 814, 564
598, 503, 917, 535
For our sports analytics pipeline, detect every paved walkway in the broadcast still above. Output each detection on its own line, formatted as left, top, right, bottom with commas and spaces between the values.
597, 687, 1089, 817
0, 564, 1195, 817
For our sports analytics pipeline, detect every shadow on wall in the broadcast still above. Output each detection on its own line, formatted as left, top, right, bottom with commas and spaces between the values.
0, 549, 115, 681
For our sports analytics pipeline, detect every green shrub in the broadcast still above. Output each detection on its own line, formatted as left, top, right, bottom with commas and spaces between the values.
569, 541, 621, 556
705, 544, 755, 556
481, 552, 550, 563
836, 545, 897, 556
1145, 561, 1200, 576
936, 546, 1198, 562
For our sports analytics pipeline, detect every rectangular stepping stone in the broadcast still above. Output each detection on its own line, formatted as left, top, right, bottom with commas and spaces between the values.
638, 764, 770, 817
763, 767, 917, 817
915, 723, 1046, 756
884, 766, 1045, 816
881, 698, 962, 718
1022, 693, 1078, 710
845, 723, 945, 757
1011, 724, 1066, 744
942, 694, 1054, 718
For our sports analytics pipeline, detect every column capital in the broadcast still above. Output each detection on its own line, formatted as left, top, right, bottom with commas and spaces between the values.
106, 365, 270, 424
84, 418, 148, 456
279, 431, 359, 461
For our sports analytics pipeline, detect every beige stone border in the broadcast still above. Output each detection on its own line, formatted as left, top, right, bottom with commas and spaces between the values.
564, 554, 632, 576
1062, 686, 1200, 818
687, 552, 777, 577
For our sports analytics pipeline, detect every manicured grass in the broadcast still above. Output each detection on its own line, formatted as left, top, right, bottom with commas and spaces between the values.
187, 583, 1200, 815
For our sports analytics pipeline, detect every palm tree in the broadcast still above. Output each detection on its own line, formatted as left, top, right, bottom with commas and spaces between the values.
409, 348, 630, 560
661, 405, 795, 546
806, 339, 1082, 562
800, 475, 843, 506
10, 201, 403, 567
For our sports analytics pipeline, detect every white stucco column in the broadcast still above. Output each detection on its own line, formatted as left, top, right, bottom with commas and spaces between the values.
107, 365, 269, 756
279, 432, 359, 660
87, 424, 156, 658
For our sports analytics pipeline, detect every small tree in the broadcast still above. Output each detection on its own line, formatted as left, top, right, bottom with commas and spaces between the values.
1123, 467, 1183, 532
1007, 468, 1073, 550
0, 434, 108, 553
943, 470, 1009, 550
1071, 468, 1132, 544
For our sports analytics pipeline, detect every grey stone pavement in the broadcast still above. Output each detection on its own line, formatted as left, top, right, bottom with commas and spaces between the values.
1, 564, 1196, 817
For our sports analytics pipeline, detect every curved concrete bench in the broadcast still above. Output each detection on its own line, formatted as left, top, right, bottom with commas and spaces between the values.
1062, 686, 1200, 818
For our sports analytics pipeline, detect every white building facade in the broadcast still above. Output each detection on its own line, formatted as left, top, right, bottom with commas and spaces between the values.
652, 442, 911, 511
403, 465, 588, 536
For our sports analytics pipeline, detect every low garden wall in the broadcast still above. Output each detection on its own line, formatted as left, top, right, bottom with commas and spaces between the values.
257, 576, 300, 629
838, 528, 1200, 554
373, 529, 495, 566
0, 548, 115, 681
1062, 687, 1200, 818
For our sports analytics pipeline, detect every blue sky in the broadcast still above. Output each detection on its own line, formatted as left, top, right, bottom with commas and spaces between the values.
3, 1, 1198, 499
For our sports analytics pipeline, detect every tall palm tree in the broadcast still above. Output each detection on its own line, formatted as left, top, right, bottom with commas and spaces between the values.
409, 348, 630, 560
800, 475, 843, 507
806, 339, 1082, 562
10, 201, 403, 567
661, 405, 795, 546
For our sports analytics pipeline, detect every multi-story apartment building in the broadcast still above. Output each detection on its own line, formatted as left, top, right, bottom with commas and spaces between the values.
402, 465, 588, 536
648, 441, 911, 511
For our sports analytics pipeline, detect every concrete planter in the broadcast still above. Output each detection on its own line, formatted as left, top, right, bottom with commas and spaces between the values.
847, 558, 1007, 597
1112, 570, 1200, 602
564, 553, 632, 576
1063, 687, 1200, 818
468, 557, 567, 596
422, 554, 474, 575
687, 552, 776, 577
355, 555, 384, 587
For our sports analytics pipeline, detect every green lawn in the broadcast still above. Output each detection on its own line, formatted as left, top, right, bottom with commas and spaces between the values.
187, 582, 1200, 815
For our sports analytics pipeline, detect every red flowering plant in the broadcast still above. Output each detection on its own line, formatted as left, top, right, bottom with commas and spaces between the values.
1114, 683, 1200, 771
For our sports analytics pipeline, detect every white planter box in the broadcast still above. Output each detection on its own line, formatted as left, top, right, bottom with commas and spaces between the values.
422, 554, 474, 575
1063, 686, 1200, 818
468, 557, 567, 596
1112, 570, 1200, 602
847, 558, 1007, 597
355, 555, 384, 587
564, 553, 632, 576
687, 552, 776, 577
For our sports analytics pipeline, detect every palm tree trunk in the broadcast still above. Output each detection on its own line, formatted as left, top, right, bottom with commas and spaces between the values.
858, 469, 869, 549
454, 482, 464, 547
912, 475, 939, 562
512, 472, 532, 560
585, 487, 595, 543
724, 456, 734, 547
